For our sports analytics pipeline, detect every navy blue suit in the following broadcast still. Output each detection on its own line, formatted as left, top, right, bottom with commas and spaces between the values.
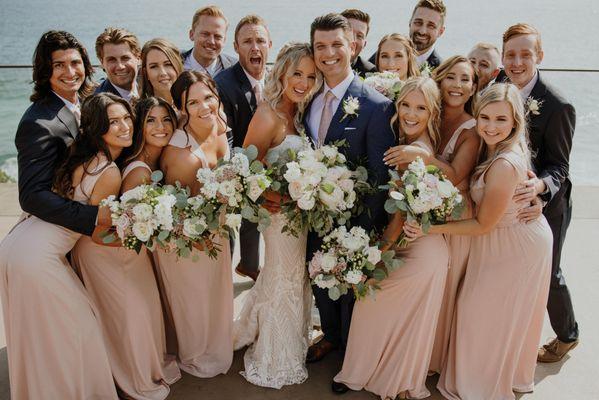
304, 74, 396, 348
94, 79, 122, 97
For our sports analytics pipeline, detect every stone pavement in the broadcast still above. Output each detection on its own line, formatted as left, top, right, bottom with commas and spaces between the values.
0, 184, 598, 399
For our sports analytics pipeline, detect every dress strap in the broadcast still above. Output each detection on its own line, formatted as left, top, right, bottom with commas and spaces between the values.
169, 129, 208, 167
75, 156, 118, 202
440, 118, 476, 161
122, 160, 152, 179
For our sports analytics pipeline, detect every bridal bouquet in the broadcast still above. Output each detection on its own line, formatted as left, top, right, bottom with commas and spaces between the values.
309, 226, 402, 300
363, 71, 404, 101
382, 157, 464, 246
268, 141, 372, 237
196, 145, 272, 234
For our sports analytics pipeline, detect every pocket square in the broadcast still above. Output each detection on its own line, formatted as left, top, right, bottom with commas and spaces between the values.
344, 127, 357, 131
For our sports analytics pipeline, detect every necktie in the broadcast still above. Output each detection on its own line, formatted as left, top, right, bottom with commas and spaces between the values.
253, 83, 264, 104
317, 90, 336, 147
72, 105, 81, 126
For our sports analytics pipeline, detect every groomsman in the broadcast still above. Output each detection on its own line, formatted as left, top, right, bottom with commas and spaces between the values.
94, 27, 141, 102
340, 9, 376, 77
500, 23, 579, 362
215, 15, 272, 281
304, 14, 396, 377
468, 42, 501, 92
182, 5, 237, 77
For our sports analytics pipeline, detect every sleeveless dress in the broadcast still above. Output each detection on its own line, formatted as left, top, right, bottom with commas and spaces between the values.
429, 118, 476, 373
0, 161, 117, 399
437, 150, 552, 400
153, 129, 234, 377
334, 139, 449, 399
233, 134, 312, 389
71, 157, 181, 400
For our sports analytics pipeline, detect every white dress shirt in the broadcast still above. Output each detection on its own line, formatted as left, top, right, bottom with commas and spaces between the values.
416, 46, 436, 67
308, 72, 355, 144
53, 91, 80, 114
113, 82, 138, 102
184, 51, 223, 77
519, 69, 539, 101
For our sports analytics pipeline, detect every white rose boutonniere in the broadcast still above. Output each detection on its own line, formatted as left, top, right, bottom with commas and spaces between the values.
525, 96, 543, 116
340, 96, 360, 122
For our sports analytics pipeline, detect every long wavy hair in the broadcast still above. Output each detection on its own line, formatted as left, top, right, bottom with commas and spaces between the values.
140, 38, 184, 99
54, 93, 134, 197
170, 70, 227, 141
31, 30, 95, 102
432, 55, 478, 114
391, 76, 442, 151
375, 33, 420, 79
472, 83, 531, 181
263, 42, 322, 131
120, 96, 178, 166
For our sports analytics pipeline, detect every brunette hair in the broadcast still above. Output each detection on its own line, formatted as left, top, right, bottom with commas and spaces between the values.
411, 0, 447, 24
502, 23, 543, 56
54, 93, 134, 197
310, 13, 353, 49
340, 9, 371, 34
191, 5, 228, 30
30, 30, 95, 102
375, 33, 420, 79
140, 38, 184, 99
95, 27, 141, 61
234, 14, 269, 43
432, 55, 478, 114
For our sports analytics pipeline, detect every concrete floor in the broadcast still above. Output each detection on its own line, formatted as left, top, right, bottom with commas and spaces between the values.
0, 184, 598, 399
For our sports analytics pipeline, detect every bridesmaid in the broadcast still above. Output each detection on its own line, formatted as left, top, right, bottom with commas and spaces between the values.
375, 33, 420, 80
140, 38, 184, 106
65, 93, 181, 400
156, 70, 234, 377
333, 77, 449, 399
407, 84, 552, 399
384, 55, 479, 374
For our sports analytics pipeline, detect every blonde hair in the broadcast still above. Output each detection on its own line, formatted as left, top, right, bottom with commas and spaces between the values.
375, 33, 420, 79
140, 38, 184, 99
502, 23, 542, 56
191, 5, 228, 30
95, 27, 141, 61
432, 55, 478, 113
472, 83, 531, 180
391, 77, 442, 151
234, 14, 269, 43
263, 42, 322, 131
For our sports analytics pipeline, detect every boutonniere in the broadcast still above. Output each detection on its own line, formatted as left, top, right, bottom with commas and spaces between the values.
340, 96, 360, 122
419, 62, 434, 77
525, 96, 543, 116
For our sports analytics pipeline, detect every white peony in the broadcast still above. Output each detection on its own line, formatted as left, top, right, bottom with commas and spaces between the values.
345, 269, 363, 285
225, 213, 242, 230
132, 203, 153, 221
319, 184, 345, 211
338, 178, 354, 193
132, 221, 153, 242
341, 235, 364, 252
321, 253, 338, 273
288, 180, 308, 200
115, 214, 131, 240
283, 161, 302, 182
437, 179, 456, 198
321, 145, 339, 160
120, 185, 146, 203
367, 247, 382, 264
297, 193, 316, 210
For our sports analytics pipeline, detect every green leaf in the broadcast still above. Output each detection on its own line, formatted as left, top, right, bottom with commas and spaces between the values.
151, 170, 164, 183
384, 199, 398, 214
101, 232, 117, 244
250, 160, 263, 173
328, 286, 341, 301
426, 165, 439, 174
158, 230, 169, 241
381, 250, 395, 264
271, 181, 281, 191
244, 145, 258, 161
241, 206, 256, 220
372, 268, 387, 281
320, 182, 335, 194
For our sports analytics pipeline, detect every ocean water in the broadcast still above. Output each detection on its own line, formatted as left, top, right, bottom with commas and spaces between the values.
1, 0, 598, 183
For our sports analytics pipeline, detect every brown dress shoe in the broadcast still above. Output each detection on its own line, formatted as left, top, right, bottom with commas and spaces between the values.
235, 264, 259, 281
306, 339, 337, 363
537, 337, 579, 363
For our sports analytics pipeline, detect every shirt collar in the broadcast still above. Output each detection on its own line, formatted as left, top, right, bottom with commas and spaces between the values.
242, 67, 265, 89
416, 46, 436, 66
52, 91, 80, 112
186, 51, 221, 76
323, 71, 355, 100
519, 69, 539, 100
113, 81, 138, 102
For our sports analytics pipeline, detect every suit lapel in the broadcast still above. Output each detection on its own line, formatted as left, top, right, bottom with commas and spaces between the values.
325, 75, 362, 145
49, 92, 79, 139
526, 71, 548, 131
234, 63, 255, 111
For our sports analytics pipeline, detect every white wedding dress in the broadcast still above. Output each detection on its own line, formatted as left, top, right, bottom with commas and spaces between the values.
234, 134, 312, 389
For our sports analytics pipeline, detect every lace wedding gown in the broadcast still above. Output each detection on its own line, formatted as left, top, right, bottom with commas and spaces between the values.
234, 134, 312, 389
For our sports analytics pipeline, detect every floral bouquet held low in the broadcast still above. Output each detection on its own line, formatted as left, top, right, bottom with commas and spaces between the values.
309, 226, 403, 301
363, 71, 404, 101
382, 156, 464, 247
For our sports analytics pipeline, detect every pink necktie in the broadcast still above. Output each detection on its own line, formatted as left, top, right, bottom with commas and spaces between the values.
317, 91, 336, 147
253, 83, 264, 104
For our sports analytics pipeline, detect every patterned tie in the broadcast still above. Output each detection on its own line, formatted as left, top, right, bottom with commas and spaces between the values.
317, 90, 336, 147
253, 83, 264, 104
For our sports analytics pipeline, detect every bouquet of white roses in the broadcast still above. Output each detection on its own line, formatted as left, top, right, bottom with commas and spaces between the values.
308, 226, 402, 300
268, 140, 372, 237
195, 145, 272, 234
382, 157, 464, 246
363, 71, 404, 101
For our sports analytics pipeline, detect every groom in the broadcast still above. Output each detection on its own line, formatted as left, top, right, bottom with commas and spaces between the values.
304, 13, 396, 367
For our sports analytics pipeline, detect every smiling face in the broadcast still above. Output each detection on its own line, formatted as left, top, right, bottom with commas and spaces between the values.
234, 23, 271, 80
184, 81, 220, 133
468, 47, 500, 89
398, 89, 430, 140
49, 48, 85, 103
502, 34, 543, 89
439, 61, 476, 108
313, 28, 355, 87
476, 100, 515, 148
282, 56, 317, 104
409, 7, 445, 53
145, 49, 178, 96
346, 18, 368, 62
100, 42, 139, 91
378, 39, 409, 80
102, 103, 134, 155
143, 105, 174, 148
189, 15, 227, 67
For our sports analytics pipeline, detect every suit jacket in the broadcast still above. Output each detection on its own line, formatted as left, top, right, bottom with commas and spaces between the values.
304, 75, 396, 256
352, 56, 377, 77
180, 49, 237, 77
214, 62, 257, 148
94, 78, 122, 97
15, 92, 98, 235
496, 70, 575, 218
368, 48, 442, 69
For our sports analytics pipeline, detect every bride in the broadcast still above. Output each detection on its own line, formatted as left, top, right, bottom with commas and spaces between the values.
234, 42, 321, 388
